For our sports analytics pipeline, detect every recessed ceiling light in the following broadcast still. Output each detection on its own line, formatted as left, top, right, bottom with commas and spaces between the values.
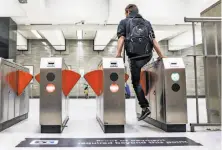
31, 30, 42, 39
42, 42, 47, 45
77, 30, 83, 39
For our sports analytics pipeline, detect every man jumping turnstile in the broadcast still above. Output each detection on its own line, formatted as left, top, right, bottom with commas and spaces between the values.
116, 4, 166, 121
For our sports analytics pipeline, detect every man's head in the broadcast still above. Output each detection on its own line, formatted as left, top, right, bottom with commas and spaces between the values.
125, 4, 139, 17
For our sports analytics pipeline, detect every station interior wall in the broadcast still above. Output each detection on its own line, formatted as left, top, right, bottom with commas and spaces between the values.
16, 39, 205, 98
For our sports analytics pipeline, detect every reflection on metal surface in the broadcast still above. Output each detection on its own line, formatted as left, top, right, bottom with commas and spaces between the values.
136, 58, 187, 132
0, 58, 31, 131
38, 57, 80, 133
85, 58, 125, 133
202, 21, 221, 124
99, 58, 125, 133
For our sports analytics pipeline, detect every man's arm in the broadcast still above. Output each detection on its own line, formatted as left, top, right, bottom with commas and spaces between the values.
153, 39, 165, 58
147, 21, 166, 58
116, 20, 126, 57
116, 36, 125, 57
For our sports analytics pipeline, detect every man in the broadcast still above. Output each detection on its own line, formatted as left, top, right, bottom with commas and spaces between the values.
84, 83, 89, 99
116, 4, 165, 121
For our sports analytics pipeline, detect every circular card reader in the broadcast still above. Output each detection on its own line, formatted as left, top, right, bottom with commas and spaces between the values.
171, 72, 180, 82
46, 72, 55, 81
110, 72, 118, 82
172, 83, 180, 92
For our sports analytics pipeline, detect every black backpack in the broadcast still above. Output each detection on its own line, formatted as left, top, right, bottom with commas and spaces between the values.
125, 16, 154, 58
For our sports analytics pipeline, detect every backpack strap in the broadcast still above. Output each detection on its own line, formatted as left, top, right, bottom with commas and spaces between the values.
126, 18, 133, 39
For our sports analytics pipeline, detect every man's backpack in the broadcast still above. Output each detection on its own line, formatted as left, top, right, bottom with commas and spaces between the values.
126, 17, 154, 58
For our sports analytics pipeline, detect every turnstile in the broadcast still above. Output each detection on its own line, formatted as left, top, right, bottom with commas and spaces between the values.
84, 58, 126, 133
137, 58, 187, 132
0, 58, 32, 131
98, 58, 125, 133
36, 57, 80, 133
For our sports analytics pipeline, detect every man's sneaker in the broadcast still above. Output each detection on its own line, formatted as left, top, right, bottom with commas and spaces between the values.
138, 108, 151, 121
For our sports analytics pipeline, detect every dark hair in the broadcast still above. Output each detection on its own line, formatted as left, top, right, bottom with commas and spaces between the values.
125, 4, 139, 14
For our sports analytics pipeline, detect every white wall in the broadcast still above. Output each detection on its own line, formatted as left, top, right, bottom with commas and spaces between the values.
184, 0, 220, 17
108, 0, 186, 24
17, 32, 27, 50
0, 0, 25, 17
168, 26, 202, 51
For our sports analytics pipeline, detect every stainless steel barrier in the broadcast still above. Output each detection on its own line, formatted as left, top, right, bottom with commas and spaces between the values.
136, 58, 188, 132
185, 16, 221, 132
37, 57, 80, 133
0, 58, 32, 131
97, 58, 125, 133
85, 58, 126, 133
39, 57, 69, 133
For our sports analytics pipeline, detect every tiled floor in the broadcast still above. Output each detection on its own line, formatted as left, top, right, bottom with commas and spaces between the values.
0, 98, 221, 150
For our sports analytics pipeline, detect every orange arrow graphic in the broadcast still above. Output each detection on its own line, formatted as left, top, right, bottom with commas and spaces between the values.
5, 71, 17, 93
84, 70, 103, 96
6, 70, 33, 96
35, 73, 40, 83
62, 70, 81, 96
17, 70, 33, 96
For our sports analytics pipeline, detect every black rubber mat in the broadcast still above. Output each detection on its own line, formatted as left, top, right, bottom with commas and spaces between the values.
16, 137, 202, 147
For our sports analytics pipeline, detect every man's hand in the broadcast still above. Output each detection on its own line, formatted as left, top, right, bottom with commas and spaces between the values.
116, 53, 122, 58
159, 55, 167, 58
157, 55, 167, 60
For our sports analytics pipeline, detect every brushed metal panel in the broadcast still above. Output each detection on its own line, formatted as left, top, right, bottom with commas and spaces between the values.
40, 68, 62, 125
204, 23, 216, 55
8, 66, 16, 120
0, 59, 2, 122
205, 57, 221, 123
0, 58, 30, 124
203, 22, 221, 123
61, 61, 69, 123
155, 60, 165, 123
96, 94, 104, 122
14, 68, 20, 117
19, 91, 25, 115
164, 68, 187, 124
217, 23, 221, 55
0, 62, 9, 123
24, 86, 29, 114
136, 58, 187, 125
61, 93, 66, 123
147, 64, 157, 120
14, 94, 20, 117
103, 68, 125, 125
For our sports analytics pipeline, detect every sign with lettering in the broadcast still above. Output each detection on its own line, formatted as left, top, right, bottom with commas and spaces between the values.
16, 137, 201, 147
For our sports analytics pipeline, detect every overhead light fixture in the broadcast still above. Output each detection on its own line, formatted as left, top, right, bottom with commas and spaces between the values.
42, 42, 47, 46
31, 30, 42, 39
77, 30, 83, 39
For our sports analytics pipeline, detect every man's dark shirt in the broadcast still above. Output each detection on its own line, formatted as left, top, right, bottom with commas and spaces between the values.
117, 13, 155, 58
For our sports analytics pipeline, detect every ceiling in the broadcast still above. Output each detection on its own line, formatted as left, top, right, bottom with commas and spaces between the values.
19, 30, 97, 40
9, 0, 218, 50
